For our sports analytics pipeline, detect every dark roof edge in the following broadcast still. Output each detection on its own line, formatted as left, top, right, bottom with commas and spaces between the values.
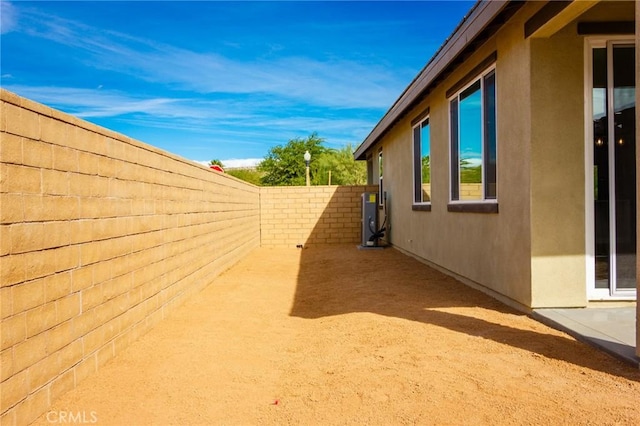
354, 0, 515, 160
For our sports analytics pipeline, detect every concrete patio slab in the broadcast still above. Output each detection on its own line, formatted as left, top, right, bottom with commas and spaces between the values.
533, 307, 638, 368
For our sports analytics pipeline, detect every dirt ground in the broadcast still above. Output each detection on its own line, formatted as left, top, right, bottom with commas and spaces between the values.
33, 246, 640, 425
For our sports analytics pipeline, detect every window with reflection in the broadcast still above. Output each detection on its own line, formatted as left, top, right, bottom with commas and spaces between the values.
449, 67, 497, 202
378, 149, 384, 206
413, 118, 431, 204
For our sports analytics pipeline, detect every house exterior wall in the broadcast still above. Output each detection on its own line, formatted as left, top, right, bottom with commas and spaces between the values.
363, 1, 637, 311
369, 2, 538, 310
529, 20, 587, 307
0, 90, 261, 425
528, 0, 635, 307
526, 0, 637, 346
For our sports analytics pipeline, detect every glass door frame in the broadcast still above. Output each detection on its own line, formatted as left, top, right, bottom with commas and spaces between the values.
584, 36, 637, 300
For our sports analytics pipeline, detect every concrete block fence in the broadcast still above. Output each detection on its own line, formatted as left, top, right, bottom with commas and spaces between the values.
0, 89, 263, 425
0, 89, 375, 425
260, 185, 378, 247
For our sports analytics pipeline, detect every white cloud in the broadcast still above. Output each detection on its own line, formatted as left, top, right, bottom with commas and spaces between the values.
193, 158, 262, 169
3, 84, 378, 144
10, 4, 410, 110
4, 3, 408, 159
3, 85, 187, 117
0, 1, 18, 34
2, 84, 249, 120
222, 158, 262, 169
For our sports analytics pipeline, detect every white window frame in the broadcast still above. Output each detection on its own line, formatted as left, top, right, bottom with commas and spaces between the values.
584, 36, 637, 301
378, 148, 384, 206
448, 65, 498, 205
412, 117, 431, 206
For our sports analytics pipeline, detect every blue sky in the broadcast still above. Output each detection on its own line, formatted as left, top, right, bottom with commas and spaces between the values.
1, 0, 474, 167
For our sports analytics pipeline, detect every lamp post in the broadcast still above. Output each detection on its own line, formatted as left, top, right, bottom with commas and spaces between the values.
304, 150, 311, 187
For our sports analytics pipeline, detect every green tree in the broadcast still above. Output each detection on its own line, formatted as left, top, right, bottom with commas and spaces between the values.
258, 133, 327, 186
460, 159, 481, 183
312, 143, 366, 185
422, 155, 430, 183
226, 168, 264, 186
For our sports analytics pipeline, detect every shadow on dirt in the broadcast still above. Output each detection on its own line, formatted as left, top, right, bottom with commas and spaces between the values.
289, 190, 638, 380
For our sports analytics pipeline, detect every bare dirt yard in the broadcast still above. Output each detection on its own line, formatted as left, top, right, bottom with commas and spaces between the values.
33, 246, 640, 425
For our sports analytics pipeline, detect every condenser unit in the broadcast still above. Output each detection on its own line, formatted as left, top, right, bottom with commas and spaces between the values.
361, 192, 379, 247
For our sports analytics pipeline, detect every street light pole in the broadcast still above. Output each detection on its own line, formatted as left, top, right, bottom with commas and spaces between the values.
304, 150, 311, 187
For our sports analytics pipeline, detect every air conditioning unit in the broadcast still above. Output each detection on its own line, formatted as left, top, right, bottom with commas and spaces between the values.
361, 192, 379, 247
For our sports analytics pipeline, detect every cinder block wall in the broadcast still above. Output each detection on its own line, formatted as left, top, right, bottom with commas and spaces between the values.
0, 90, 260, 425
260, 185, 378, 247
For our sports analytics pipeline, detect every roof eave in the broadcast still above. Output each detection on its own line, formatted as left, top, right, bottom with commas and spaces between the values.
354, 0, 517, 161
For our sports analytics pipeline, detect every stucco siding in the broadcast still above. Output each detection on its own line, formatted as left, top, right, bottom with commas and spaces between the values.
374, 3, 539, 309
529, 22, 587, 307
528, 0, 636, 307
365, 1, 636, 311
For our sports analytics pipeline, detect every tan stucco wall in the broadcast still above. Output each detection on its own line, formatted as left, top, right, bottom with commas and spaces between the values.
365, 1, 637, 311
0, 90, 261, 425
529, 21, 587, 307
369, 3, 540, 310
529, 0, 636, 307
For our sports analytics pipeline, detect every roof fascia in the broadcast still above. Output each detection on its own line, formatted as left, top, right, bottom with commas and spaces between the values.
354, 0, 513, 161
526, 0, 598, 38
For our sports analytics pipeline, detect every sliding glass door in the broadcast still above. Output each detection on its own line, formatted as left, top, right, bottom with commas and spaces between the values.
590, 40, 636, 298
